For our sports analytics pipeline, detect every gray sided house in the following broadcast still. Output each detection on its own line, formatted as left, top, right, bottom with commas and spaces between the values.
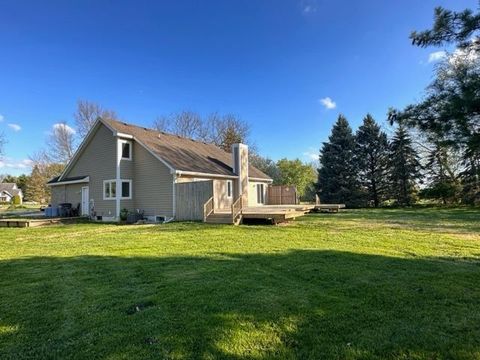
0, 183, 23, 204
48, 118, 272, 222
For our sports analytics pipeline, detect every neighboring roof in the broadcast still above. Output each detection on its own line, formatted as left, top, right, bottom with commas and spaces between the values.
0, 183, 22, 198
102, 118, 271, 180
0, 190, 13, 197
48, 175, 89, 185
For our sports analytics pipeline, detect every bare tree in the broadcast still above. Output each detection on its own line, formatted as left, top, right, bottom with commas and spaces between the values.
153, 111, 203, 139
212, 114, 251, 152
74, 100, 117, 138
153, 111, 254, 152
49, 122, 76, 164
0, 132, 6, 160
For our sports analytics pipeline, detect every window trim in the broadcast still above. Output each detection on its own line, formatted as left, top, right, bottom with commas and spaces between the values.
227, 180, 232, 198
120, 179, 132, 200
103, 179, 132, 200
120, 140, 132, 161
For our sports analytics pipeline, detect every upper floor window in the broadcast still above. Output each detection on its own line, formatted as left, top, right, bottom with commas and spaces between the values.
120, 140, 132, 160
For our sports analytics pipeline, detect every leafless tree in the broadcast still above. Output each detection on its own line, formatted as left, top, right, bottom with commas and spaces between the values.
0, 132, 6, 160
153, 111, 254, 152
74, 100, 117, 138
153, 111, 203, 139
48, 122, 76, 164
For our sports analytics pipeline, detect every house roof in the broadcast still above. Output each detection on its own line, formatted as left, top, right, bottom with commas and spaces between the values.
48, 175, 89, 185
102, 118, 271, 180
0, 183, 22, 197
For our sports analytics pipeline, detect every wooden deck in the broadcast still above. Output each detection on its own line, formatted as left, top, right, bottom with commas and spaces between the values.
313, 204, 346, 213
0, 217, 81, 228
207, 204, 315, 224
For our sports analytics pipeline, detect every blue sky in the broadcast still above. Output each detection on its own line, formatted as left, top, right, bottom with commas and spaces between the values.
0, 0, 474, 175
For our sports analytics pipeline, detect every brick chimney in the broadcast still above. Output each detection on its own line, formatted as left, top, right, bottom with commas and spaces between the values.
232, 143, 249, 206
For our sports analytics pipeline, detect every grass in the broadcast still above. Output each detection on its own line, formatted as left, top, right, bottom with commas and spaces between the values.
0, 208, 479, 359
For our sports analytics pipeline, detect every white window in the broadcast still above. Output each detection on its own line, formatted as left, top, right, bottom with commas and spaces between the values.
103, 180, 132, 200
120, 140, 132, 160
257, 183, 265, 204
227, 180, 232, 198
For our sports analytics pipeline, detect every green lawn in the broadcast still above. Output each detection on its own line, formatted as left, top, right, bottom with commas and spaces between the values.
1, 208, 479, 359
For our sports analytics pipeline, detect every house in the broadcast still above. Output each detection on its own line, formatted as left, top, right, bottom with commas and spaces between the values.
0, 183, 23, 204
48, 118, 272, 223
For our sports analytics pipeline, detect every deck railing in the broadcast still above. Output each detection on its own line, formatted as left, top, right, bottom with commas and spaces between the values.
231, 196, 243, 224
203, 196, 214, 222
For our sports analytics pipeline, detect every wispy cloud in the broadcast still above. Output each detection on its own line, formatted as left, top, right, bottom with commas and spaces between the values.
301, 0, 317, 14
0, 114, 4, 122
303, 148, 318, 161
0, 158, 33, 170
53, 123, 76, 134
428, 51, 447, 63
7, 123, 21, 132
319, 97, 337, 110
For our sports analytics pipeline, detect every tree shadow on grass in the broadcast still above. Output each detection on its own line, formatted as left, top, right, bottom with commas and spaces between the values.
0, 251, 479, 359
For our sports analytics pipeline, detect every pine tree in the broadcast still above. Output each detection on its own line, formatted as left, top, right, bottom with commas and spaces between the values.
355, 114, 389, 207
388, 125, 422, 206
420, 142, 461, 204
318, 115, 361, 207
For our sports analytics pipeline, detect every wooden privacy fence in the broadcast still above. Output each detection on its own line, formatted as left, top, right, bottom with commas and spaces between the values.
267, 185, 298, 205
175, 180, 213, 221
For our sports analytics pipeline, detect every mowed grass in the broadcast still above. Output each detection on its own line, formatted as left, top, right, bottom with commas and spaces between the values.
0, 208, 479, 359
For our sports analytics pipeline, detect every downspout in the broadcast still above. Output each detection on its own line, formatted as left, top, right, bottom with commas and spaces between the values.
116, 137, 121, 220
172, 173, 177, 219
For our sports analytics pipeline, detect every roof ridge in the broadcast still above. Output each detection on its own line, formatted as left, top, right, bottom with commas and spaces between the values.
106, 118, 215, 147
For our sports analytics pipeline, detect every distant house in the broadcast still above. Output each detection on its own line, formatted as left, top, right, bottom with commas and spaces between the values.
0, 183, 23, 204
48, 118, 272, 222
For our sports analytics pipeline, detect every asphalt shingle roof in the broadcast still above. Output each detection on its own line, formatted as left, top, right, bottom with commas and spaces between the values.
103, 119, 271, 180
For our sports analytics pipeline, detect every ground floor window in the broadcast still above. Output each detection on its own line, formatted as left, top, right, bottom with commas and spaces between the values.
103, 179, 132, 200
227, 180, 232, 198
257, 183, 265, 204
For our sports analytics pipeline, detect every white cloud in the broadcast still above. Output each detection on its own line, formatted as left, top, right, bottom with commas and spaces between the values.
0, 114, 4, 122
7, 123, 21, 132
53, 123, 76, 134
0, 158, 33, 170
303, 149, 318, 161
319, 97, 337, 110
428, 51, 447, 63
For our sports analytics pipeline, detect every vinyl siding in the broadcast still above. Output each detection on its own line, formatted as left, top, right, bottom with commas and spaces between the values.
248, 181, 269, 206
214, 179, 233, 210
62, 123, 116, 217
132, 142, 174, 217
50, 184, 84, 206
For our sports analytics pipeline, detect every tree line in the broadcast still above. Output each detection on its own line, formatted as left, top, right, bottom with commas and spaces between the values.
318, 3, 480, 207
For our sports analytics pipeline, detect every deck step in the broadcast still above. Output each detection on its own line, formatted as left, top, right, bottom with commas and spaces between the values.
205, 213, 235, 224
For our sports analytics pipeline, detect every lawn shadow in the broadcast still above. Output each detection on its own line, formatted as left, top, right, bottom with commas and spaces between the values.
1, 250, 479, 359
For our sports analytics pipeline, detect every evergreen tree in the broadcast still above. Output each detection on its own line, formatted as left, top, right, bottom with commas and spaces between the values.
355, 114, 389, 207
391, 3, 480, 204
317, 115, 361, 207
419, 142, 461, 204
388, 125, 422, 206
